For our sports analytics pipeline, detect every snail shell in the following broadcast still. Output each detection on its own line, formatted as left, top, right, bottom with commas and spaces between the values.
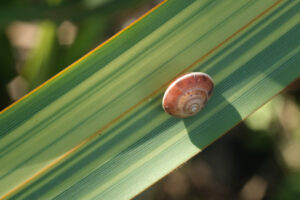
162, 72, 214, 118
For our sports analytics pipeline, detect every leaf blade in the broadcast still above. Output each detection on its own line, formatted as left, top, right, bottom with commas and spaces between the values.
0, 0, 299, 199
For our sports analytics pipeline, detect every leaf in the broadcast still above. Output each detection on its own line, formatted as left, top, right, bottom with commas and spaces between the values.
58, 16, 108, 68
0, 0, 299, 199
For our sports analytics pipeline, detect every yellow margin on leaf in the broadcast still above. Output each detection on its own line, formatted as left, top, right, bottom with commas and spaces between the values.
0, 0, 168, 114
0, 0, 284, 199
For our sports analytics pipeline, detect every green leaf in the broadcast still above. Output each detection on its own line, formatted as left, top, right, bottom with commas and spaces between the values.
58, 16, 108, 68
0, 0, 299, 199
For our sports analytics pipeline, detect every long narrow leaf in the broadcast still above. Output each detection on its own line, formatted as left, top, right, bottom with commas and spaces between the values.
0, 0, 299, 199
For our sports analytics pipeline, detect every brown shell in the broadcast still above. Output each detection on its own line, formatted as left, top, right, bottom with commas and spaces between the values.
162, 72, 214, 118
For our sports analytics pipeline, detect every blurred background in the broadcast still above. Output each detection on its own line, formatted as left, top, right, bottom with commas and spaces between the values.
0, 0, 299, 199
0, 0, 162, 109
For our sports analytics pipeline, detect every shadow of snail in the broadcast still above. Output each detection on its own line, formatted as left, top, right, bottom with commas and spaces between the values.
162, 72, 242, 149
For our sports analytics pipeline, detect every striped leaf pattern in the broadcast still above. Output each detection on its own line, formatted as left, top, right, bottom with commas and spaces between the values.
0, 0, 299, 199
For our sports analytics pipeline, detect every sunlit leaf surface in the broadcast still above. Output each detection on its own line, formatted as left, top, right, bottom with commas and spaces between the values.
0, 0, 299, 199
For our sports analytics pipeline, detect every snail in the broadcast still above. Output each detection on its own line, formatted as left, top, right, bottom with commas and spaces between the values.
162, 72, 214, 118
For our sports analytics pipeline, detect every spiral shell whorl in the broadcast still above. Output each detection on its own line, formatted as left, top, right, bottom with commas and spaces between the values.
176, 88, 207, 117
162, 72, 214, 118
